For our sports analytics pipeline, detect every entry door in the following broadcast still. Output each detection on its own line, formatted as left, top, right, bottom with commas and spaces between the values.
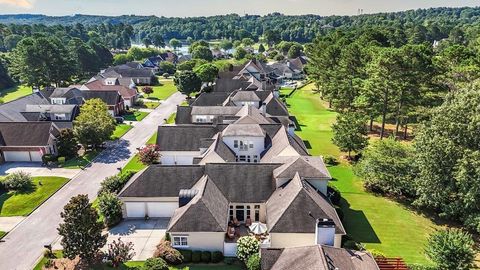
236, 206, 245, 222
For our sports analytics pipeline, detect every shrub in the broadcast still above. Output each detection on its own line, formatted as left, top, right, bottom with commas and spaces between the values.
408, 264, 437, 270
42, 154, 55, 165
154, 240, 183, 265
98, 192, 123, 227
201, 251, 211, 263
98, 171, 134, 195
236, 236, 259, 261
327, 186, 341, 206
211, 251, 223, 263
179, 249, 192, 263
425, 229, 475, 270
143, 257, 168, 270
224, 257, 235, 265
105, 237, 135, 267
135, 99, 144, 107
163, 73, 170, 78
3, 171, 33, 191
192, 250, 202, 263
246, 253, 261, 270
343, 240, 360, 250
323, 155, 338, 165
138, 144, 160, 165
57, 156, 66, 165
368, 249, 385, 258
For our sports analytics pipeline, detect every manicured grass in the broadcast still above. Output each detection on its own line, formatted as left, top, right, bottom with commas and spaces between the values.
32, 250, 63, 270
123, 111, 149, 121
63, 150, 99, 169
123, 154, 147, 173
286, 84, 439, 264
0, 85, 32, 102
167, 112, 176, 124
147, 79, 178, 100
0, 231, 5, 239
147, 132, 158, 145
111, 124, 133, 140
143, 101, 160, 109
0, 177, 69, 216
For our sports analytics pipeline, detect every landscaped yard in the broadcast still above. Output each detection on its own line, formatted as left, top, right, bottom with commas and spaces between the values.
166, 112, 176, 124
63, 150, 99, 169
147, 132, 157, 145
143, 101, 160, 109
0, 85, 32, 102
144, 79, 178, 100
286, 83, 439, 265
0, 231, 5, 239
111, 124, 133, 140
123, 154, 147, 173
123, 111, 149, 122
0, 177, 69, 216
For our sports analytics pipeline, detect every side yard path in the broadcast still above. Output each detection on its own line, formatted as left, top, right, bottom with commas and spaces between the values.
0, 92, 186, 270
285, 84, 439, 265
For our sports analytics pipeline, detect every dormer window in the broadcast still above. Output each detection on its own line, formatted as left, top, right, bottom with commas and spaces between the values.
234, 140, 238, 148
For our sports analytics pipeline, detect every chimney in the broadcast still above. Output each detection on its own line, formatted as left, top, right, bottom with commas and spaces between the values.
178, 189, 198, 207
261, 102, 267, 116
315, 219, 335, 246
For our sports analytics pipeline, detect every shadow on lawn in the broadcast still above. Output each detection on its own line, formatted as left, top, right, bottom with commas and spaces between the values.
339, 197, 381, 244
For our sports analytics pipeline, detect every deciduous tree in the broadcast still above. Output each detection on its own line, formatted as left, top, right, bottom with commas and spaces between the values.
332, 112, 368, 158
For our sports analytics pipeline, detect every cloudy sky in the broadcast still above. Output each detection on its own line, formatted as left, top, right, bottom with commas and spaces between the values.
0, 0, 478, 17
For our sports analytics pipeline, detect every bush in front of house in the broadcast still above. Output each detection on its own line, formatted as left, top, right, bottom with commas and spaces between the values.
192, 250, 202, 263
98, 191, 123, 227
98, 171, 135, 195
3, 171, 33, 191
246, 253, 261, 270
178, 249, 192, 263
211, 251, 223, 263
105, 237, 135, 267
143, 257, 168, 270
201, 251, 211, 263
236, 236, 259, 261
138, 144, 160, 165
154, 240, 183, 265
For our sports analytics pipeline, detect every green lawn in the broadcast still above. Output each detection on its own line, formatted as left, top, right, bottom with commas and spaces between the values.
167, 112, 176, 124
63, 150, 99, 169
123, 111, 149, 122
0, 85, 32, 102
123, 154, 147, 173
146, 79, 178, 100
286, 84, 439, 265
143, 101, 160, 109
0, 177, 69, 216
111, 124, 133, 140
0, 231, 5, 239
147, 132, 158, 145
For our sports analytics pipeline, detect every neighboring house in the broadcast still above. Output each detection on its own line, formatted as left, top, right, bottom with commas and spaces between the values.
178, 54, 192, 63
269, 59, 305, 81
143, 52, 179, 72
0, 122, 60, 162
82, 78, 138, 107
0, 92, 50, 121
100, 64, 155, 85
118, 162, 344, 256
261, 245, 380, 270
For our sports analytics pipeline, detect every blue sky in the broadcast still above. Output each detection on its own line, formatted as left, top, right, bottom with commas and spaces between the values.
0, 0, 478, 17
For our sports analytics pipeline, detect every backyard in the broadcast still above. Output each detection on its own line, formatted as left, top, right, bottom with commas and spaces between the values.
286, 84, 439, 265
0, 177, 69, 216
0, 85, 32, 102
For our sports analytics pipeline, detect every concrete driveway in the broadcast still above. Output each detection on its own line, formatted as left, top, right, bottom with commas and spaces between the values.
107, 218, 169, 260
0, 162, 80, 178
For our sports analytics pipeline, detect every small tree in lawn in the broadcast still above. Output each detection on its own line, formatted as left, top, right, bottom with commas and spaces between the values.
425, 229, 475, 270
57, 129, 78, 159
332, 112, 368, 159
174, 71, 202, 96
105, 237, 135, 268
98, 191, 123, 227
142, 86, 154, 98
139, 144, 160, 165
236, 236, 259, 262
74, 98, 116, 149
58, 194, 107, 264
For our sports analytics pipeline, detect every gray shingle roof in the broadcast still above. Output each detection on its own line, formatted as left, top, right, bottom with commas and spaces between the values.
230, 91, 261, 102
0, 122, 59, 146
25, 104, 77, 114
168, 176, 229, 232
190, 92, 231, 106
191, 106, 242, 115
175, 106, 193, 124
266, 173, 345, 234
118, 165, 205, 197
80, 90, 122, 106
273, 156, 331, 180
222, 123, 266, 137
156, 125, 219, 151
0, 92, 50, 121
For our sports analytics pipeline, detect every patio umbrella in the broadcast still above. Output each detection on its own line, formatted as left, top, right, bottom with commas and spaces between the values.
249, 222, 267, 235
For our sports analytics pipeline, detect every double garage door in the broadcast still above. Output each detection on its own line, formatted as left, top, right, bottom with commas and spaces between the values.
125, 202, 178, 218
3, 151, 43, 162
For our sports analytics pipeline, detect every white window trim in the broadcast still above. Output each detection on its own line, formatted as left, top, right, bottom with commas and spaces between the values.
172, 236, 189, 248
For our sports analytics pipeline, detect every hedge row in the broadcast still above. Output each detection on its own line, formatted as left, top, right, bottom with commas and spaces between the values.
178, 249, 223, 263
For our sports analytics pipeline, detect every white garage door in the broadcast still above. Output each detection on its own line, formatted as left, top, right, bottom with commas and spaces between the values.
147, 202, 178, 217
4, 151, 31, 162
125, 202, 146, 218
29, 151, 43, 162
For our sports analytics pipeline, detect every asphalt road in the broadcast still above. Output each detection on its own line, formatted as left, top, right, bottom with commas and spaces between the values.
0, 92, 185, 270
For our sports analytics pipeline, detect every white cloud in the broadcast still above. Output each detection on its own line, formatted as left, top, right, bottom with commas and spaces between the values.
0, 0, 34, 9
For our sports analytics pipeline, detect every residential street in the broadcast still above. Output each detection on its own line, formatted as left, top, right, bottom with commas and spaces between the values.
0, 92, 185, 270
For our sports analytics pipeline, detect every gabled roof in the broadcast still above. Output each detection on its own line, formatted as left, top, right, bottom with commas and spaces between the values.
0, 92, 50, 121
175, 106, 193, 124
118, 165, 205, 197
190, 92, 231, 106
273, 156, 331, 180
156, 125, 219, 151
235, 105, 273, 125
83, 79, 137, 99
230, 90, 261, 102
0, 122, 59, 147
222, 123, 266, 137
266, 173, 345, 234
168, 176, 229, 232
262, 245, 379, 270
25, 104, 77, 114
264, 94, 289, 116
191, 106, 242, 115
102, 65, 154, 78
80, 90, 122, 106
